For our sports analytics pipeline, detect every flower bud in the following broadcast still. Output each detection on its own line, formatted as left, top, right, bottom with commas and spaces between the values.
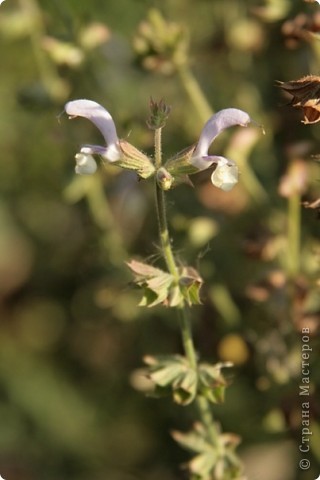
156, 167, 174, 190
147, 98, 171, 130
133, 9, 188, 75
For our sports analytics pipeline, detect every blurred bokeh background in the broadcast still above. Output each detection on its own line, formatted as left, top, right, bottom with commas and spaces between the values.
0, 0, 319, 479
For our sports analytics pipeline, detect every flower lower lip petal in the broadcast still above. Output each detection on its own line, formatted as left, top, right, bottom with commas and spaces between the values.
211, 164, 239, 191
75, 152, 97, 175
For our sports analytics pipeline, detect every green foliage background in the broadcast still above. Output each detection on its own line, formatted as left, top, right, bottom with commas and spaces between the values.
0, 0, 319, 479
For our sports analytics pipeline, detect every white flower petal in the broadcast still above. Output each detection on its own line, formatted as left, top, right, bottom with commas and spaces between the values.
211, 164, 239, 191
75, 152, 97, 175
65, 99, 121, 162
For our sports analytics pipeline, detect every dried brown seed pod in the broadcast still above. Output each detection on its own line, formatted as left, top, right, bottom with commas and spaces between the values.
277, 75, 320, 124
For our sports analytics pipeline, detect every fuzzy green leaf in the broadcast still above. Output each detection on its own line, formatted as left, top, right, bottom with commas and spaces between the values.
172, 423, 244, 480
127, 260, 175, 307
144, 355, 197, 404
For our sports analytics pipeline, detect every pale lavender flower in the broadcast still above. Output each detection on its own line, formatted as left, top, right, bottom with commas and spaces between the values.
65, 99, 121, 174
191, 108, 251, 191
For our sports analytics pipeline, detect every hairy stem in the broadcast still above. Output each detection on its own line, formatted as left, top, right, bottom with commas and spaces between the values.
154, 127, 219, 448
154, 128, 179, 280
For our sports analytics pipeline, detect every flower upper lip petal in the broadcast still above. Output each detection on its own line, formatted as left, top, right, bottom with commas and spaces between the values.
191, 108, 251, 170
65, 99, 121, 161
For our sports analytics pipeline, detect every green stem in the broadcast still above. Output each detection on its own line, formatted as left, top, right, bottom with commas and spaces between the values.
20, 0, 65, 101
154, 128, 179, 280
177, 65, 213, 124
154, 127, 219, 448
85, 175, 127, 265
178, 306, 219, 447
237, 160, 268, 203
287, 192, 301, 278
196, 395, 220, 443
177, 307, 197, 370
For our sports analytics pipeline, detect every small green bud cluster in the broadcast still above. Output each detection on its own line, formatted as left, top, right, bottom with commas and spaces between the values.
147, 97, 171, 130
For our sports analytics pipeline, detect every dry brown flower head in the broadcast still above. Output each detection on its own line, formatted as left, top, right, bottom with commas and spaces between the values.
277, 75, 320, 124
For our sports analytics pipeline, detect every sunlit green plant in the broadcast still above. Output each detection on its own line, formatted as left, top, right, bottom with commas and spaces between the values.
64, 97, 259, 480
